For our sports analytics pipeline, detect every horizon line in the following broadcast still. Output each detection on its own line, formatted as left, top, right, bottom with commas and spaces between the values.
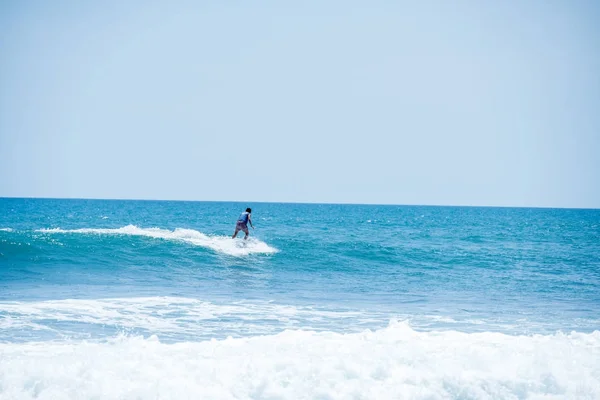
0, 195, 598, 211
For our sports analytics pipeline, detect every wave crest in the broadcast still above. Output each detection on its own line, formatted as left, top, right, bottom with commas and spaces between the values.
37, 225, 278, 256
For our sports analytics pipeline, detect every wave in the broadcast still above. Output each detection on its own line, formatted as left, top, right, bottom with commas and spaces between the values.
2, 296, 599, 343
37, 225, 278, 256
0, 228, 13, 232
0, 321, 598, 399
0, 297, 384, 342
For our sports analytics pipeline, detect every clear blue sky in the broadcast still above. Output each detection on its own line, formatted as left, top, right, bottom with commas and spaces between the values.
1, 0, 599, 208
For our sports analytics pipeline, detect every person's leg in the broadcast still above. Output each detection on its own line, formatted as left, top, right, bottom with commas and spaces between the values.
243, 226, 249, 240
232, 225, 240, 238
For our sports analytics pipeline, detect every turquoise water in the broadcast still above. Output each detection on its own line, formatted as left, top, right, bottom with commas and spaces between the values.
1, 198, 599, 399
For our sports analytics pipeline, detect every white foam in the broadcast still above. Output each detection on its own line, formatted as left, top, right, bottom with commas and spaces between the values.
4, 297, 585, 342
0, 322, 598, 399
0, 297, 376, 340
36, 225, 277, 256
0, 228, 13, 232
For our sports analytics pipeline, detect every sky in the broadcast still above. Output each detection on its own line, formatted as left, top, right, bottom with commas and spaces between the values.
1, 0, 599, 208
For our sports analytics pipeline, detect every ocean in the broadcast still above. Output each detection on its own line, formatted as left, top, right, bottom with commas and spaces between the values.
0, 198, 599, 399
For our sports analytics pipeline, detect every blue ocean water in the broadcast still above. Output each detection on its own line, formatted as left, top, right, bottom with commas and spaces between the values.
1, 198, 599, 399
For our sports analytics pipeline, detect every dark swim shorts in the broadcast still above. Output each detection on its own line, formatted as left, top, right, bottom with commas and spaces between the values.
236, 221, 249, 234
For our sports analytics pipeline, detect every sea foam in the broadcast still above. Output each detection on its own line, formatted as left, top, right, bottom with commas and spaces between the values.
0, 297, 381, 342
37, 225, 277, 256
0, 321, 598, 399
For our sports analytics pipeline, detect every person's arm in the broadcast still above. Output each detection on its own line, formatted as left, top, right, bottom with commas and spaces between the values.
249, 214, 254, 228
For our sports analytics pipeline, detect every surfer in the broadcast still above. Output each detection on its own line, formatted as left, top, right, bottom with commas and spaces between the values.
232, 208, 254, 240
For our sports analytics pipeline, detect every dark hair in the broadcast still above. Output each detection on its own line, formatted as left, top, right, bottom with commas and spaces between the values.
246, 208, 252, 213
